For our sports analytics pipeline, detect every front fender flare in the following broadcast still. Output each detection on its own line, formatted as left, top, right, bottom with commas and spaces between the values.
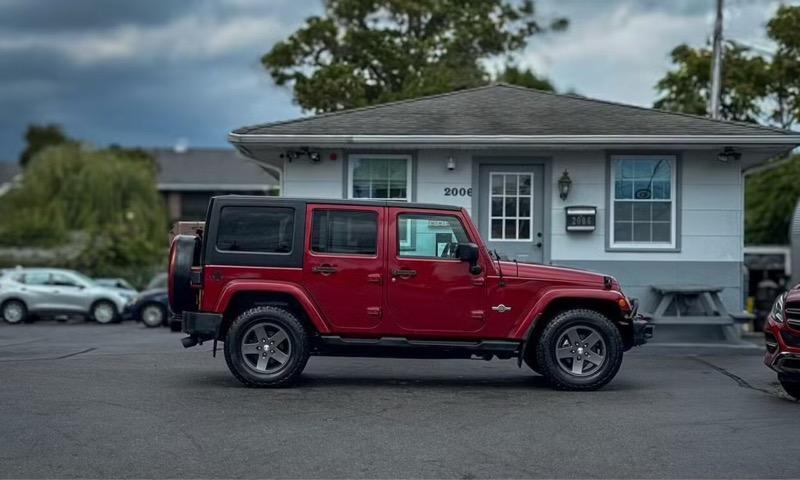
514, 288, 627, 366
213, 279, 331, 334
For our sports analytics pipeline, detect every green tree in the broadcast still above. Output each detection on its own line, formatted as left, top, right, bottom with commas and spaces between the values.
0, 143, 168, 284
745, 155, 800, 245
262, 0, 566, 112
653, 42, 770, 123
766, 5, 800, 129
496, 65, 554, 91
19, 123, 76, 167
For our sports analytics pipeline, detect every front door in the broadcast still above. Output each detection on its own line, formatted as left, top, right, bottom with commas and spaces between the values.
302, 205, 384, 332
386, 208, 486, 336
478, 164, 545, 263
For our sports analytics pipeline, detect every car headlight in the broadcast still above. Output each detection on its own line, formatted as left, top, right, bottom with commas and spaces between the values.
771, 292, 787, 324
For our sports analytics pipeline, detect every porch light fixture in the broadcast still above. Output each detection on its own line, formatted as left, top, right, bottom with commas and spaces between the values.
280, 147, 321, 163
717, 146, 741, 163
446, 155, 456, 171
558, 170, 572, 201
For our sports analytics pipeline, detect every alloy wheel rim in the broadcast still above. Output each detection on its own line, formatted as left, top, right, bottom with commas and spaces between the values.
94, 304, 114, 323
142, 305, 163, 326
241, 322, 292, 374
555, 325, 607, 377
4, 303, 23, 323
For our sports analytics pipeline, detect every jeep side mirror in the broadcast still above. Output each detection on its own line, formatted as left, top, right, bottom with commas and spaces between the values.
455, 243, 482, 275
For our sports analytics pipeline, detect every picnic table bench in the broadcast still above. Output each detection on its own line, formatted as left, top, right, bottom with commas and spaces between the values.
646, 285, 755, 343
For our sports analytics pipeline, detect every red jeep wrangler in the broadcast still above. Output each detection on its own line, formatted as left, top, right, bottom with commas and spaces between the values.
169, 196, 652, 391
764, 286, 800, 399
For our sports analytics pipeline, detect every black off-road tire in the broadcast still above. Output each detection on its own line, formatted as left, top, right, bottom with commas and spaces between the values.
779, 374, 800, 400
535, 309, 624, 391
224, 306, 310, 388
169, 319, 182, 332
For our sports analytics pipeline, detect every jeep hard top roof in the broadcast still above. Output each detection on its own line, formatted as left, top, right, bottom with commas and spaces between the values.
210, 195, 463, 212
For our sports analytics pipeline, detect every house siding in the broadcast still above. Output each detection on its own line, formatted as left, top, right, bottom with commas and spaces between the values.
275, 146, 748, 313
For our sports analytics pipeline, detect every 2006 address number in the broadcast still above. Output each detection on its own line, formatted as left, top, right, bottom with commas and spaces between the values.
444, 187, 472, 197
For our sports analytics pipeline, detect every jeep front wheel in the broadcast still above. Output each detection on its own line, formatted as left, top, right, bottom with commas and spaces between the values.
224, 306, 310, 387
779, 374, 800, 400
535, 309, 624, 391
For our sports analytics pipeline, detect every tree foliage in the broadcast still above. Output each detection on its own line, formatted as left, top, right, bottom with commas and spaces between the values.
19, 123, 76, 167
653, 42, 770, 123
745, 155, 800, 245
262, 0, 565, 112
0, 143, 168, 283
766, 5, 800, 129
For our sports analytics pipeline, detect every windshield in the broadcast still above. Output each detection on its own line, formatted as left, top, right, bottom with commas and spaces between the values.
146, 273, 168, 290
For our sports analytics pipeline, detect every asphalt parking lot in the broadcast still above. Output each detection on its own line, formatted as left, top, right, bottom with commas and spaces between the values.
0, 321, 798, 479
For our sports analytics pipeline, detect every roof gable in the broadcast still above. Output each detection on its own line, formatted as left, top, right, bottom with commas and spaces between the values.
232, 84, 798, 138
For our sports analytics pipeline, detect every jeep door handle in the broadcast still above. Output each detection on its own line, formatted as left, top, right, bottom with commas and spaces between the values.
312, 265, 338, 275
391, 269, 417, 278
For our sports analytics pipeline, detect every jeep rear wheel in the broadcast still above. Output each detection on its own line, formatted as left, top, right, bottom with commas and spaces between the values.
224, 306, 310, 387
535, 309, 624, 391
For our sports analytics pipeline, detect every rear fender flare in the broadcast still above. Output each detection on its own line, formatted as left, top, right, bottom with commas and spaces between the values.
213, 280, 331, 334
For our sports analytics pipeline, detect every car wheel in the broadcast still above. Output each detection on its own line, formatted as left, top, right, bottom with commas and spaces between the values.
2, 300, 27, 324
140, 303, 166, 328
535, 309, 624, 391
779, 374, 800, 400
224, 306, 310, 387
91, 300, 118, 324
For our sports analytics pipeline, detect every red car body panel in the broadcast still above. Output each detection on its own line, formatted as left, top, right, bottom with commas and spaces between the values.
196, 204, 630, 342
763, 287, 800, 375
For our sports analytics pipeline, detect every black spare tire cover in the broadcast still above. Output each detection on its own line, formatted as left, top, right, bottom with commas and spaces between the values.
168, 234, 199, 315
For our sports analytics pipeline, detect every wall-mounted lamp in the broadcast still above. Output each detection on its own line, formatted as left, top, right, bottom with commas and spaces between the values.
717, 146, 741, 163
280, 147, 321, 163
446, 155, 456, 171
558, 170, 572, 201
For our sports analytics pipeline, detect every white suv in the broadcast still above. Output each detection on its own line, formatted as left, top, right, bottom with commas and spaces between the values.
0, 268, 131, 324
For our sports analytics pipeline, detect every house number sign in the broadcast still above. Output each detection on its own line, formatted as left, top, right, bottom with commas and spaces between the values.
565, 206, 597, 232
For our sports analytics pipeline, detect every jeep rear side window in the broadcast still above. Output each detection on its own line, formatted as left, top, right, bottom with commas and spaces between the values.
311, 210, 378, 255
216, 206, 294, 254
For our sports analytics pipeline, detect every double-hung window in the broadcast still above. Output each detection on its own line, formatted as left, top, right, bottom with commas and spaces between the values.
348, 154, 412, 201
609, 155, 677, 249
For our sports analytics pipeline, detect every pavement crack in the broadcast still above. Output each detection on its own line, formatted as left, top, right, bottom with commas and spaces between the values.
56, 347, 95, 359
692, 357, 774, 396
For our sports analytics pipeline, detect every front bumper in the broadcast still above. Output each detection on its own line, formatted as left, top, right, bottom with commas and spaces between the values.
632, 315, 654, 346
180, 311, 223, 343
764, 314, 800, 377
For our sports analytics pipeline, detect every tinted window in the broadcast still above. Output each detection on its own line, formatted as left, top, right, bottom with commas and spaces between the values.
398, 214, 469, 259
23, 272, 50, 285
216, 206, 294, 253
50, 272, 81, 287
311, 210, 378, 255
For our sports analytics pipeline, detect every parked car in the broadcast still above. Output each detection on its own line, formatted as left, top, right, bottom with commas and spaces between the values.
125, 273, 177, 330
170, 196, 652, 391
0, 268, 131, 324
763, 285, 800, 399
94, 277, 138, 299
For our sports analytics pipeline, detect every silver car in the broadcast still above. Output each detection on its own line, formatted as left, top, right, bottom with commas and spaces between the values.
0, 268, 131, 324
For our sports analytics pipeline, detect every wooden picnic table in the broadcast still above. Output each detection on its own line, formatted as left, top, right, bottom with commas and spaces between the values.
648, 284, 755, 342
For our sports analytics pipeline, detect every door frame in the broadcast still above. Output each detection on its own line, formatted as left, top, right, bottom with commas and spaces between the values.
471, 155, 553, 264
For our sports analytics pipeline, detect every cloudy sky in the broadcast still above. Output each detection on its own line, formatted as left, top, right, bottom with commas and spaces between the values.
0, 0, 794, 162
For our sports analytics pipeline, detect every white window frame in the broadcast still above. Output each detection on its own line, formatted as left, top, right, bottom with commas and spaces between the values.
347, 153, 412, 202
488, 172, 534, 242
609, 155, 677, 250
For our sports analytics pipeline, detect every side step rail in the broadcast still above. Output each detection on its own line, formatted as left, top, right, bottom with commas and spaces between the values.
315, 336, 521, 360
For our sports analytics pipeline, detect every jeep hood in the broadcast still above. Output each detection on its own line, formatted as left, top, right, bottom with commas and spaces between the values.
496, 261, 609, 286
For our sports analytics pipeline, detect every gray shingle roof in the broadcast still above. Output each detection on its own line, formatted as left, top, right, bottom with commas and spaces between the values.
151, 148, 278, 191
232, 84, 798, 138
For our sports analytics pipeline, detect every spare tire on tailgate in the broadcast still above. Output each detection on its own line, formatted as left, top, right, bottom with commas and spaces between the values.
168, 234, 200, 315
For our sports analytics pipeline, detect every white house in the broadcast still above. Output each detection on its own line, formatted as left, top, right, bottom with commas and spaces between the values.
228, 84, 800, 316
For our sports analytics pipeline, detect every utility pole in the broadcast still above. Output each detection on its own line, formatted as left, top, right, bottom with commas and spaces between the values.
709, 0, 724, 120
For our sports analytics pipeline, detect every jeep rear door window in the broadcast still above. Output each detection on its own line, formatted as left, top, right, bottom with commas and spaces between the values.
311, 210, 378, 255
216, 206, 294, 253
397, 214, 469, 259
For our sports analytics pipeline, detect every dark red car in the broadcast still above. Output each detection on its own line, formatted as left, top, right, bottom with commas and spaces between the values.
169, 196, 652, 391
764, 285, 800, 399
